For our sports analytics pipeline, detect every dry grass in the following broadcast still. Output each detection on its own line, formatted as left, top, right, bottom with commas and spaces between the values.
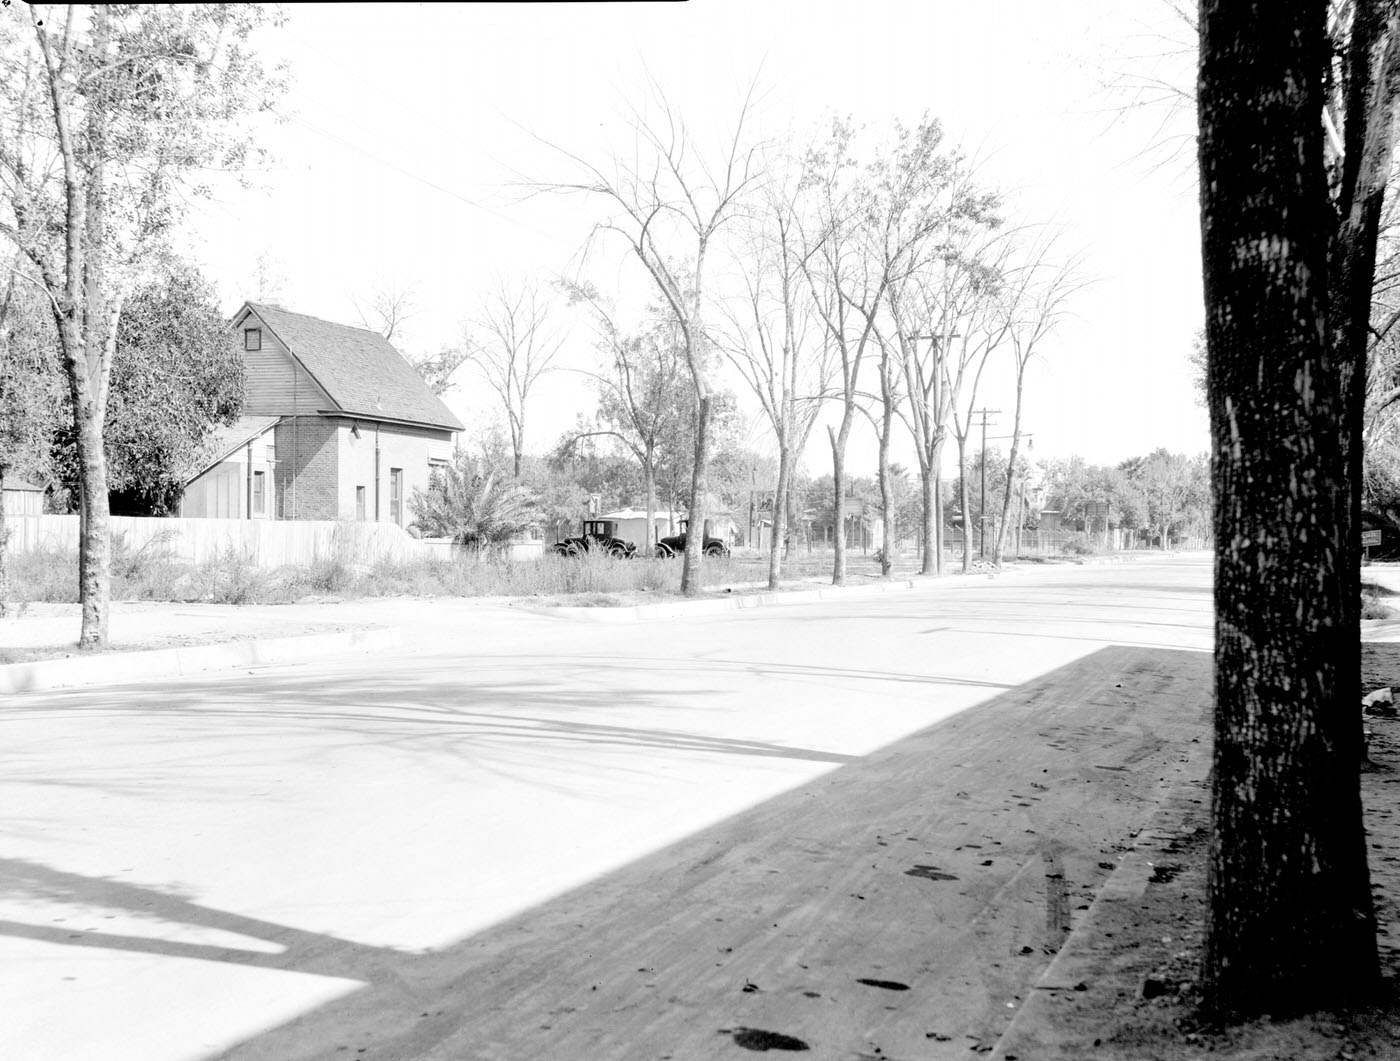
3, 541, 1102, 608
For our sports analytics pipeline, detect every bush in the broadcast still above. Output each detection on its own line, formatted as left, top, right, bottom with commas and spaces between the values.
1060, 533, 1100, 557
6, 545, 78, 602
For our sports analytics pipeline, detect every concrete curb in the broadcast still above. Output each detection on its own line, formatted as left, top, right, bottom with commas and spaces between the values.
544, 553, 1152, 623
0, 626, 403, 696
543, 573, 954, 623
987, 783, 1205, 1061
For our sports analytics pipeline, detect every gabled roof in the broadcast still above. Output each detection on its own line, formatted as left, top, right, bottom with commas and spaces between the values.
184, 415, 281, 483
239, 302, 464, 432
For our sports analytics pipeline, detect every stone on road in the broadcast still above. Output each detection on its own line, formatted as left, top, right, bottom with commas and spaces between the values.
0, 556, 1213, 1061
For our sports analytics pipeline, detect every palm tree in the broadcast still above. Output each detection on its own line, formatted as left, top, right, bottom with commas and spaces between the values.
409, 456, 536, 552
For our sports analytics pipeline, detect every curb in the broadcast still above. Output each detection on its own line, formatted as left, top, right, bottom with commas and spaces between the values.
987, 777, 1209, 1060
543, 574, 953, 623
0, 626, 403, 696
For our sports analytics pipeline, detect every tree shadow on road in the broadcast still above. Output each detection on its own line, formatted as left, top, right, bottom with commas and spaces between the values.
2, 645, 1214, 1061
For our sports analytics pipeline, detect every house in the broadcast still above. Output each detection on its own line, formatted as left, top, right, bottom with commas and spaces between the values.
598, 507, 682, 550
180, 303, 464, 524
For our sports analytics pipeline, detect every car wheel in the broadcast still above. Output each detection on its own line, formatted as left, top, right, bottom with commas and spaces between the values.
705, 543, 727, 557
655, 543, 676, 559
608, 543, 628, 558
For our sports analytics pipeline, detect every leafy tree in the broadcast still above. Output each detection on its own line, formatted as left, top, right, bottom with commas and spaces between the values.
0, 4, 283, 648
80, 266, 242, 515
406, 342, 471, 397
1128, 447, 1193, 549
409, 454, 536, 550
0, 268, 62, 615
0, 268, 61, 491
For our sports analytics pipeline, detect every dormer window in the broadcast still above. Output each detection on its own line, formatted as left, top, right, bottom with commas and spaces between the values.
244, 327, 262, 351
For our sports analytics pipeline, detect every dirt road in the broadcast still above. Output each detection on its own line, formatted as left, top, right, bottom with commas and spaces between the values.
1, 556, 1215, 1060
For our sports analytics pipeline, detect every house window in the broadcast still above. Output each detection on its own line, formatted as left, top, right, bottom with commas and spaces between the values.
390, 468, 403, 525
252, 471, 266, 515
244, 327, 262, 351
356, 485, 366, 521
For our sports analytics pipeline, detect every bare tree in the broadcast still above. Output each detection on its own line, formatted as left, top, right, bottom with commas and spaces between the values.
562, 280, 688, 552
352, 279, 417, 341
0, 5, 282, 648
463, 276, 567, 479
249, 250, 289, 304
991, 237, 1088, 563
927, 217, 1018, 572
717, 149, 835, 588
889, 156, 1003, 575
536, 78, 763, 594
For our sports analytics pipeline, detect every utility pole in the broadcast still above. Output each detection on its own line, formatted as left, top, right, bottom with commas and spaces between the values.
972, 408, 1000, 557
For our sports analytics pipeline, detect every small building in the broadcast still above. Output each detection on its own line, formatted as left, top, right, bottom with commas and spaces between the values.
599, 507, 682, 550
1, 479, 44, 517
180, 303, 464, 524
179, 417, 279, 519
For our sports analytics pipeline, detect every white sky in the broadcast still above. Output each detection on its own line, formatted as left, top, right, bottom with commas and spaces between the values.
183, 0, 1207, 478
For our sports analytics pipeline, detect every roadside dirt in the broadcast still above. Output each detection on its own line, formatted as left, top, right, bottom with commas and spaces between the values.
996, 644, 1400, 1060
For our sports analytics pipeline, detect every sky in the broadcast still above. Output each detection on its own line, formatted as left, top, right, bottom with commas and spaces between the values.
183, 0, 1208, 479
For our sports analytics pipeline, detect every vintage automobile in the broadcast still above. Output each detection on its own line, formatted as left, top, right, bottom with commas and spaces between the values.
552, 519, 637, 558
655, 519, 729, 558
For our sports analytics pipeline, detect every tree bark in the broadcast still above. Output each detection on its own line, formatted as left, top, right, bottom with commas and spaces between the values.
955, 436, 972, 572
1198, 0, 1377, 1017
921, 456, 937, 575
0, 463, 9, 619
680, 396, 710, 595
876, 355, 896, 577
769, 440, 790, 591
829, 422, 848, 586
643, 453, 656, 553
933, 460, 945, 574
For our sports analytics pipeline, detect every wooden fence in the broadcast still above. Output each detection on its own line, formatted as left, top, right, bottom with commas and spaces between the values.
2, 515, 545, 566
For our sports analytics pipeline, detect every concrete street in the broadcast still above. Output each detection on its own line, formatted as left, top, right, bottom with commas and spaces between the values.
1, 555, 1215, 1060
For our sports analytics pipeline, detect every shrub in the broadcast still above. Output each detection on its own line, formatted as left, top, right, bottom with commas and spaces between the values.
192, 546, 271, 604
6, 545, 78, 602
1060, 533, 1100, 557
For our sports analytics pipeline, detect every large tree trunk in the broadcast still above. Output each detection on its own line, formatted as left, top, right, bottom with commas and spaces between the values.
680, 396, 710, 596
877, 404, 895, 578
1198, 0, 1377, 1017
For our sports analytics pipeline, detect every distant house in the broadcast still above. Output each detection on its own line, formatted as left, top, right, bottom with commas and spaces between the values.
1, 479, 43, 517
599, 507, 682, 549
180, 303, 464, 523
